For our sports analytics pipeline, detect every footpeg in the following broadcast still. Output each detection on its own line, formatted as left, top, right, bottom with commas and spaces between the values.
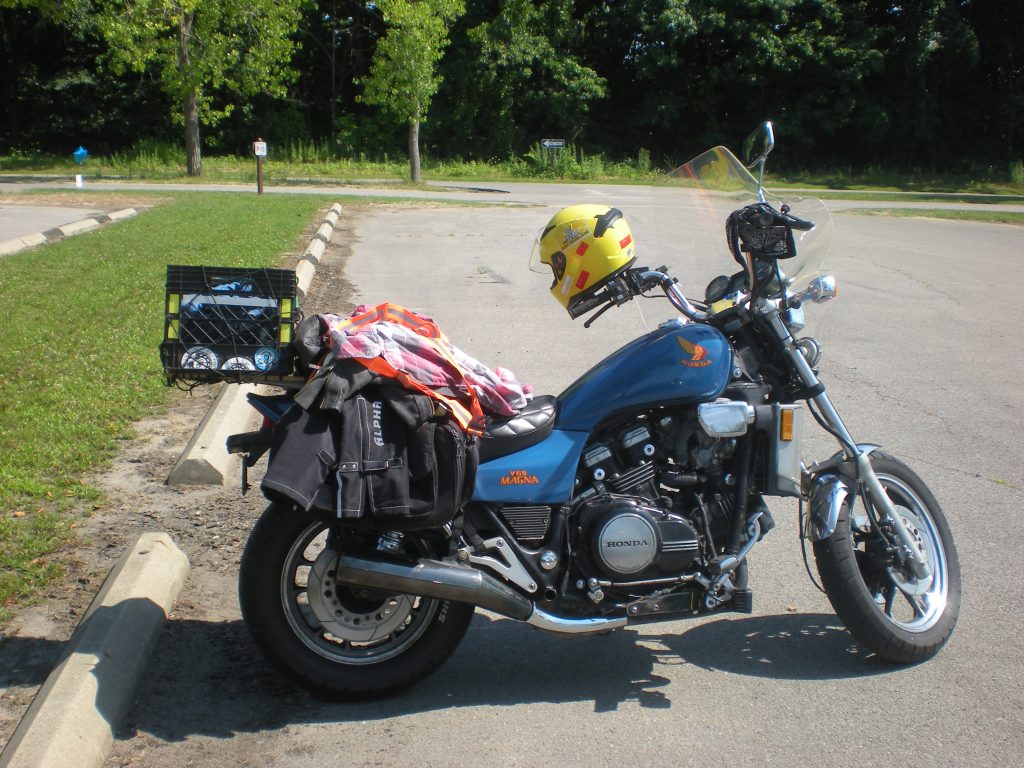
709, 554, 739, 575
731, 588, 753, 614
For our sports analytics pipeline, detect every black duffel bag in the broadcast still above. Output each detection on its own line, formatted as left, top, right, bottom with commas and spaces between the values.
262, 385, 477, 530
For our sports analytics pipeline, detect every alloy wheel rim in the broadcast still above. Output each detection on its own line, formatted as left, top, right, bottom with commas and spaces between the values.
279, 522, 437, 665
856, 473, 948, 633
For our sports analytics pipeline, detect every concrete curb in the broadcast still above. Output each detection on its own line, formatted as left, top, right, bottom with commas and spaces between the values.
166, 382, 266, 486
58, 218, 101, 236
166, 202, 343, 486
0, 533, 190, 768
0, 233, 47, 256
296, 202, 342, 297
0, 208, 138, 257
108, 207, 137, 222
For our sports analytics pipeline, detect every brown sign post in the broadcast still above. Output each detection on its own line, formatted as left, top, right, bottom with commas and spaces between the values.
253, 138, 268, 195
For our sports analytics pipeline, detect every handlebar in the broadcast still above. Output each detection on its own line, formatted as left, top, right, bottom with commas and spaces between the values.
568, 287, 614, 319
638, 270, 708, 321
575, 267, 708, 327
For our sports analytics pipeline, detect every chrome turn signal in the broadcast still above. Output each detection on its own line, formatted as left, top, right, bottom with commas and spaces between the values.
806, 275, 838, 304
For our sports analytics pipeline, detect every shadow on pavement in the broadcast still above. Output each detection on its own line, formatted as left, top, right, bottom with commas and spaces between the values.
115, 610, 887, 743
0, 636, 66, 690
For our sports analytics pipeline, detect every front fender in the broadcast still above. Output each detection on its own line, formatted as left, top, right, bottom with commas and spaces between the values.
806, 473, 853, 541
804, 444, 881, 541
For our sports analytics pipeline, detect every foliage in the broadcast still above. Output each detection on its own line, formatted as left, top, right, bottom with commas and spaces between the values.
360, 0, 464, 124
434, 0, 605, 158
0, 0, 1021, 180
93, 0, 304, 174
360, 0, 465, 180
0, 3, 172, 154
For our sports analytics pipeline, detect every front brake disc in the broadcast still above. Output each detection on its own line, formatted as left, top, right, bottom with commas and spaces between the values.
886, 504, 935, 597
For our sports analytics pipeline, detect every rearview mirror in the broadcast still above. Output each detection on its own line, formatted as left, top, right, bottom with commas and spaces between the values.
742, 121, 775, 202
743, 122, 775, 167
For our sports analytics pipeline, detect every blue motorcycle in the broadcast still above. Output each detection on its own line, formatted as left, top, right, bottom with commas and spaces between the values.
234, 124, 960, 697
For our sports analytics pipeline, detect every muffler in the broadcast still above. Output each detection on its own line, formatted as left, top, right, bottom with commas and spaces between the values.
333, 552, 534, 621
332, 553, 628, 634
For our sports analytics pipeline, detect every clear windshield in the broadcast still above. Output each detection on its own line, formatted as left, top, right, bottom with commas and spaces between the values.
654, 145, 832, 296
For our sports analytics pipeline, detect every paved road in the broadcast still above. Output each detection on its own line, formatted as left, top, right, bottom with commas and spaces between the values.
99, 181, 1023, 766
2, 176, 1023, 213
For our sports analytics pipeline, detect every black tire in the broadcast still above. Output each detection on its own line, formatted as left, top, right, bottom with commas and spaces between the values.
813, 452, 960, 663
239, 502, 474, 697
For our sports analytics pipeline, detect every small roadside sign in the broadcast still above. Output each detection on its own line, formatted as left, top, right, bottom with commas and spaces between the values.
541, 138, 565, 149
253, 138, 267, 195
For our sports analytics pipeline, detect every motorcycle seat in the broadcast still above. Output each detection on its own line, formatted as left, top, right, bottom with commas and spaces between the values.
478, 395, 558, 462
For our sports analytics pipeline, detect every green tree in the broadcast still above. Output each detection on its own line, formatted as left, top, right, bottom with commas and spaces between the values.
94, 0, 303, 176
436, 0, 605, 159
961, 0, 1023, 162
580, 0, 883, 163
360, 0, 465, 182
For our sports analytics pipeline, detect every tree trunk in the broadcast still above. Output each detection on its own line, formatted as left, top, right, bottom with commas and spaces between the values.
408, 119, 421, 183
178, 12, 202, 177
183, 89, 202, 177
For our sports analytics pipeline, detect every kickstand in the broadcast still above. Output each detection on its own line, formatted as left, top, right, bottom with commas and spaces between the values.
241, 456, 251, 496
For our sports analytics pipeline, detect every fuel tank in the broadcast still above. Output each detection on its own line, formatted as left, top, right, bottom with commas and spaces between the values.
472, 321, 732, 505
555, 319, 732, 432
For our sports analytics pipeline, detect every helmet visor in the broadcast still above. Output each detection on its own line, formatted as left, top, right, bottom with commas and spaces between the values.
528, 227, 547, 274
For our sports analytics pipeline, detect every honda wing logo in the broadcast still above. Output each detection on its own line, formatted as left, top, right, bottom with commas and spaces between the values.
678, 336, 713, 368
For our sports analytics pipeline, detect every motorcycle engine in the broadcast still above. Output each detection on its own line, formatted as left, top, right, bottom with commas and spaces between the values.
581, 496, 700, 579
570, 411, 739, 585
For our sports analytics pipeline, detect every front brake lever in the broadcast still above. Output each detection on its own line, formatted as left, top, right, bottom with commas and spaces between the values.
583, 300, 616, 328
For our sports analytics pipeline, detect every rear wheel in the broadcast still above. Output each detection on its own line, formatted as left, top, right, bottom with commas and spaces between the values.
239, 503, 474, 697
813, 453, 960, 663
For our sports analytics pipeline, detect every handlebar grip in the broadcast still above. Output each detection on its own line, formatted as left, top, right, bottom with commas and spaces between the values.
569, 289, 609, 319
784, 213, 815, 231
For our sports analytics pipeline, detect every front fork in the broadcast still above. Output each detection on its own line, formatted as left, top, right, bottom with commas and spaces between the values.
759, 306, 932, 581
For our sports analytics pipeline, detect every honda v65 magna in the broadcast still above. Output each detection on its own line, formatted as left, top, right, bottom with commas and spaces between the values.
232, 123, 960, 696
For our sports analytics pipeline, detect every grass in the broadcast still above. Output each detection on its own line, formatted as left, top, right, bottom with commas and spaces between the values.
770, 165, 1024, 197
775, 189, 1024, 204
0, 142, 656, 185
0, 191, 332, 619
4, 142, 1022, 198
844, 208, 1024, 225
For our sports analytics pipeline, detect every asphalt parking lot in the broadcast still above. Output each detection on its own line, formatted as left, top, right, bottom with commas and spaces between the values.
94, 187, 1024, 767
0, 205, 107, 242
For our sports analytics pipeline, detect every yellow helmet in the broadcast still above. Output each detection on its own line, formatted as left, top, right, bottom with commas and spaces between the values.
537, 205, 637, 316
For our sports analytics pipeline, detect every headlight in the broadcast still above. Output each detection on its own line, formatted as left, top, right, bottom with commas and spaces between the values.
698, 401, 756, 437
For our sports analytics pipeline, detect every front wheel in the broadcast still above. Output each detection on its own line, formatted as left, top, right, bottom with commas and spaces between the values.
813, 453, 960, 663
239, 502, 474, 697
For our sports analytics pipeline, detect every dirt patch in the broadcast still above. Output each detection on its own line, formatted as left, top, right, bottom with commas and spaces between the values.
0, 203, 360, 748
0, 192, 165, 210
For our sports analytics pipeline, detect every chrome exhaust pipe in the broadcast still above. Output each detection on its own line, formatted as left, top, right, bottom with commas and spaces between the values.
333, 553, 628, 634
527, 607, 627, 634
334, 552, 534, 621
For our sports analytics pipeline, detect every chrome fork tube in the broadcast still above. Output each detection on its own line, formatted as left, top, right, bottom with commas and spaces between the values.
760, 306, 932, 580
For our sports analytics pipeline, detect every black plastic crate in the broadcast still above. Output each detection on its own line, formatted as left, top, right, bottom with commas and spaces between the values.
160, 265, 299, 384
